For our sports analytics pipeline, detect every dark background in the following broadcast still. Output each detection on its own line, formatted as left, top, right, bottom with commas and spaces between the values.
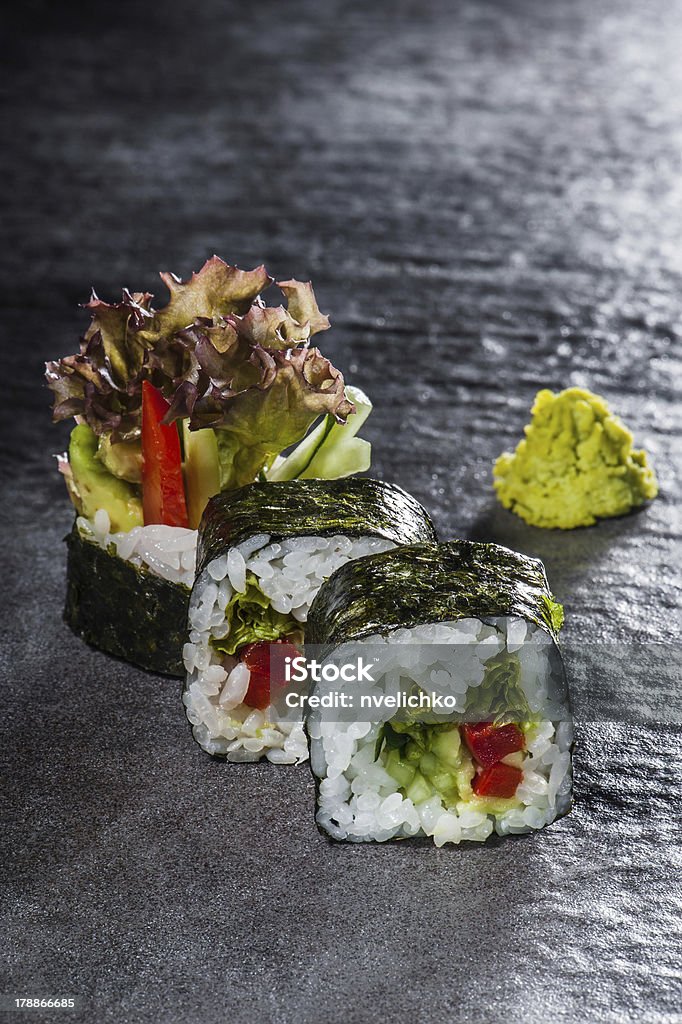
1, 1, 680, 1021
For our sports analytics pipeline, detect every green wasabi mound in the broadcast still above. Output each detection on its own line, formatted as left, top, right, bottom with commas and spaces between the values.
493, 387, 658, 529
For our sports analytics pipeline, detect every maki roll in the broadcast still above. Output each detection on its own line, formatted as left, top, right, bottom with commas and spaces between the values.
305, 541, 572, 845
46, 258, 376, 675
64, 513, 194, 676
182, 479, 436, 763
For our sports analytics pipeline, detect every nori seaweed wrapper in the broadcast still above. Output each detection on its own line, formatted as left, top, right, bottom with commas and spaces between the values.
64, 523, 190, 677
306, 540, 562, 653
196, 478, 437, 575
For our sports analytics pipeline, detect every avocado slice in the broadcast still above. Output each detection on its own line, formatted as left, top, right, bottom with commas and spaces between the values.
69, 425, 143, 532
97, 434, 142, 483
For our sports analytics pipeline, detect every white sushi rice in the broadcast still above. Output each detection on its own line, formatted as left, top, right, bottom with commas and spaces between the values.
309, 616, 573, 845
77, 509, 197, 587
183, 533, 397, 763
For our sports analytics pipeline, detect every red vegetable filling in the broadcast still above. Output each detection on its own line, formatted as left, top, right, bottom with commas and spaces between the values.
461, 721, 526, 798
472, 763, 523, 799
239, 639, 300, 711
461, 721, 525, 768
141, 381, 189, 527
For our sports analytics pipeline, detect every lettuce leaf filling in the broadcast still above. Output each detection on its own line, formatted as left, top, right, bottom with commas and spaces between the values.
465, 651, 532, 724
210, 572, 297, 656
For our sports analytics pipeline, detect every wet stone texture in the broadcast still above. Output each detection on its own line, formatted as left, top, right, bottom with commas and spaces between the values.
1, 0, 681, 1021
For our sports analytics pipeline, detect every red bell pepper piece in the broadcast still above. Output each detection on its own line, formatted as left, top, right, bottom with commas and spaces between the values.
473, 762, 523, 799
141, 381, 189, 528
461, 721, 525, 767
240, 639, 301, 711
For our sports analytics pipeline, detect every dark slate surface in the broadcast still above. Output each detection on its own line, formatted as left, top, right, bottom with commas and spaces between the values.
1, 0, 681, 1021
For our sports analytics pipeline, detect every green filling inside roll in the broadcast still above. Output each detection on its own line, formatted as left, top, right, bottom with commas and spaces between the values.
379, 721, 525, 814
465, 652, 532, 724
210, 573, 297, 656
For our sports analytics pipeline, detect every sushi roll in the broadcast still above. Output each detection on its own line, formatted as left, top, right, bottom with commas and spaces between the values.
46, 258, 377, 675
304, 541, 573, 845
64, 515, 194, 676
182, 479, 436, 763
